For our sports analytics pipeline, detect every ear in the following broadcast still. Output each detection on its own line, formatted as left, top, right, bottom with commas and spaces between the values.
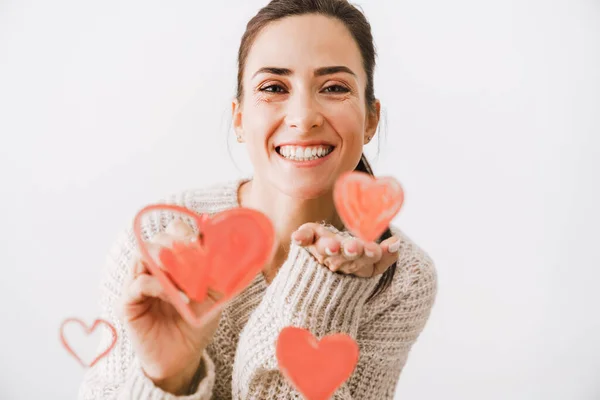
232, 99, 243, 140
364, 99, 381, 144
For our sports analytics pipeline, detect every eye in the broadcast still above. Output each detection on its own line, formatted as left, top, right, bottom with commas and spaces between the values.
260, 84, 287, 94
323, 85, 350, 93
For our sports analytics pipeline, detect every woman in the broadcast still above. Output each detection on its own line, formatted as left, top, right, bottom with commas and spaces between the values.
79, 0, 437, 398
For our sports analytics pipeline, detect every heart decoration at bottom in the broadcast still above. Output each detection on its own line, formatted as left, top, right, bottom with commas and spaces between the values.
59, 318, 117, 368
133, 204, 275, 327
276, 326, 360, 400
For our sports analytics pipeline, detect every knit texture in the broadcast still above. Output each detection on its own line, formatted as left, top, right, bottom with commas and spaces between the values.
78, 179, 437, 399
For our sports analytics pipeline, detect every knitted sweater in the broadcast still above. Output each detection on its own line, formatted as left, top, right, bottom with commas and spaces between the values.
78, 179, 438, 400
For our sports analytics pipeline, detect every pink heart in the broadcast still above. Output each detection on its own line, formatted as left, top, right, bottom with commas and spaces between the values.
276, 327, 360, 400
334, 171, 405, 242
134, 205, 275, 327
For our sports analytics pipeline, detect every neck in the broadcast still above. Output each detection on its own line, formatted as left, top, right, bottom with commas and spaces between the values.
237, 177, 343, 276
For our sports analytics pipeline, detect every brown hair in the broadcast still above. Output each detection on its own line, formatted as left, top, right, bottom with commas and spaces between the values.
235, 0, 396, 302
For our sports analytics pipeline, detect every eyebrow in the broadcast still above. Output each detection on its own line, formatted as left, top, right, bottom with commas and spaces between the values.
252, 66, 356, 79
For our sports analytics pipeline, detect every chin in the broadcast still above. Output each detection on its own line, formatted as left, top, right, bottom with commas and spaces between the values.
273, 174, 335, 200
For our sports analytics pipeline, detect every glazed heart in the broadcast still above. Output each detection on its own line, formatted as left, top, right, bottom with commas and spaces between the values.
134, 205, 275, 327
333, 171, 404, 242
276, 326, 359, 400
59, 318, 117, 368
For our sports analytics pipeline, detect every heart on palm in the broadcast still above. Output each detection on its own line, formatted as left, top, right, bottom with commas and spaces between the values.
276, 327, 359, 400
134, 205, 275, 327
333, 171, 404, 242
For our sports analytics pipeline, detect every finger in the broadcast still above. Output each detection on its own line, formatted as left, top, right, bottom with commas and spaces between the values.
317, 251, 347, 272
126, 274, 168, 305
143, 220, 196, 273
149, 232, 175, 248
187, 287, 226, 317
341, 238, 364, 260
124, 248, 146, 282
291, 224, 317, 246
144, 241, 171, 272
312, 224, 339, 238
373, 236, 401, 275
363, 241, 383, 263
314, 234, 341, 258
149, 220, 195, 249
380, 235, 401, 255
337, 240, 381, 275
296, 222, 321, 232
165, 218, 195, 238
133, 257, 148, 277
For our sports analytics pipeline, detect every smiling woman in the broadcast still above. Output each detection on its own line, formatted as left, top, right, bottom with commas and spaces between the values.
233, 13, 376, 200
78, 1, 438, 399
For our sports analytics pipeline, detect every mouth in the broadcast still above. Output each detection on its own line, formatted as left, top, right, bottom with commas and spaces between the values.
275, 144, 335, 162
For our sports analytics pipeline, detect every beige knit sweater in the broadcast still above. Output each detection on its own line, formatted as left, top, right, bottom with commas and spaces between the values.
78, 179, 438, 400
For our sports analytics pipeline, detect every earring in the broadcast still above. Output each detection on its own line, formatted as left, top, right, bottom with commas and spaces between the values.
365, 135, 372, 144
236, 134, 243, 143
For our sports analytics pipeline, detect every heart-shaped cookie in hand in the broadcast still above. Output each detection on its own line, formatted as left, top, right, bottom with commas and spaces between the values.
276, 326, 359, 400
134, 205, 275, 327
333, 171, 404, 242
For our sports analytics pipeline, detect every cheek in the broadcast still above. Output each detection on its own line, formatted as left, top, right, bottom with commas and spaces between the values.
244, 104, 273, 130
326, 101, 365, 144
243, 102, 281, 143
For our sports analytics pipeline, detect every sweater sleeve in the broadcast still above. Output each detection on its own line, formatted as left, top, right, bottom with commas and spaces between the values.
77, 223, 216, 400
231, 238, 437, 400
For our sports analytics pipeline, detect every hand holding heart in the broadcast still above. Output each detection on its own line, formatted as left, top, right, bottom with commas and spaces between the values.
291, 171, 404, 279
279, 173, 404, 397
120, 219, 222, 395
116, 171, 403, 396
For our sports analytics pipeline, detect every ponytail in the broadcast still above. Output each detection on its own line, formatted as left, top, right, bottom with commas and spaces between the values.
354, 153, 374, 175
354, 154, 397, 302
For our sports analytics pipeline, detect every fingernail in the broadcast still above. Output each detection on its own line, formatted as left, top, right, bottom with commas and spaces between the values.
343, 246, 357, 258
365, 248, 375, 258
292, 238, 302, 246
388, 240, 400, 253
325, 247, 338, 256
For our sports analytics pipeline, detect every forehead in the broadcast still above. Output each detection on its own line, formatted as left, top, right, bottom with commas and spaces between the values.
245, 14, 364, 79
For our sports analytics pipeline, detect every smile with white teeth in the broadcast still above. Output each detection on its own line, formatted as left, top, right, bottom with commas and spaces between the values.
276, 145, 334, 161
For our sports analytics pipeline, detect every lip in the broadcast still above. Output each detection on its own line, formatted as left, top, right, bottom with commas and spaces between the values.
275, 140, 335, 148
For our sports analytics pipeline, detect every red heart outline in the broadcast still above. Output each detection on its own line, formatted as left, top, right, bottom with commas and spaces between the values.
334, 171, 405, 242
133, 204, 275, 327
276, 327, 360, 400
59, 318, 117, 368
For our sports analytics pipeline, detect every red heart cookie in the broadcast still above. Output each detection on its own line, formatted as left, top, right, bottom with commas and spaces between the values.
133, 205, 275, 327
276, 327, 359, 400
333, 171, 405, 242
60, 318, 117, 368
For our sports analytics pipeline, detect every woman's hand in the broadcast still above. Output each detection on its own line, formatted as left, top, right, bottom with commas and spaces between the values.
119, 219, 222, 395
291, 223, 401, 278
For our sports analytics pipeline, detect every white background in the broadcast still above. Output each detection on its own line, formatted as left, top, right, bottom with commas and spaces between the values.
1, 0, 599, 399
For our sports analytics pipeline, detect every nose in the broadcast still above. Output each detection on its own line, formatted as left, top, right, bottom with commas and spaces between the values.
284, 89, 324, 133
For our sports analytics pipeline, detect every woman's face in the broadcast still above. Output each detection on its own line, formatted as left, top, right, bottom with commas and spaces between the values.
233, 14, 380, 199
